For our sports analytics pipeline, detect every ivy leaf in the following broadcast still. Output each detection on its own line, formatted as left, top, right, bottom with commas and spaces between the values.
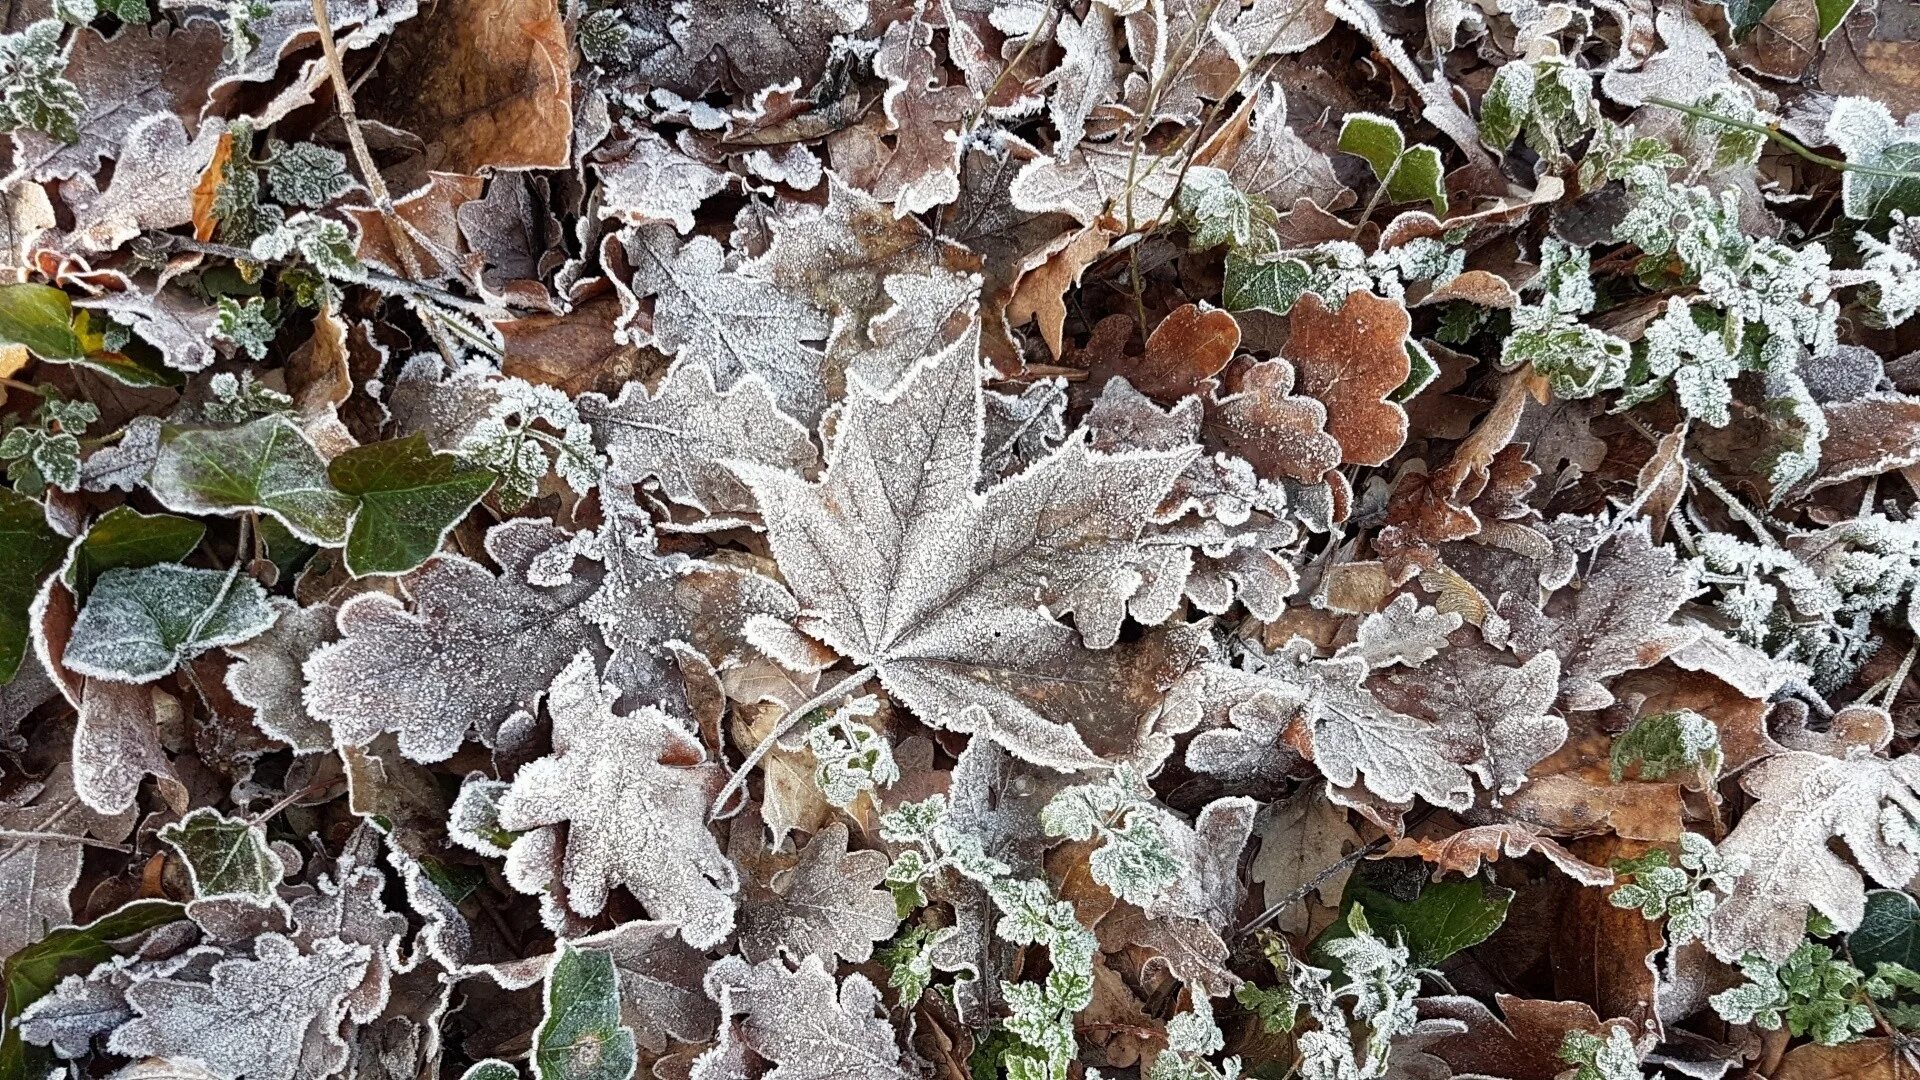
1849, 889, 1920, 972
572, 921, 718, 1053
732, 333, 1197, 772
149, 416, 356, 545
157, 807, 285, 900
1826, 96, 1920, 224
64, 564, 275, 684
534, 943, 637, 1080
63, 507, 203, 599
1313, 875, 1514, 971
327, 434, 494, 578
495, 652, 736, 946
108, 933, 371, 1080
0, 487, 65, 685
1338, 112, 1448, 216
739, 822, 900, 965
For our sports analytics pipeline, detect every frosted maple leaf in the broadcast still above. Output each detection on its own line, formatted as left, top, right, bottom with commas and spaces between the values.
731, 331, 1198, 772
495, 652, 736, 946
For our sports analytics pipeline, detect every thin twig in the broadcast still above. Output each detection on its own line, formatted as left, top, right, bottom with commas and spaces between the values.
1235, 836, 1391, 938
0, 828, 133, 853
710, 665, 878, 816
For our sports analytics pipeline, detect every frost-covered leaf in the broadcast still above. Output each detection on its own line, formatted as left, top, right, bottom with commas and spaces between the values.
0, 763, 136, 958
1825, 96, 1920, 223
0, 485, 66, 684
495, 652, 735, 944
158, 807, 285, 900
225, 599, 336, 753
720, 955, 911, 1080
303, 518, 596, 762
534, 943, 636, 1080
1706, 751, 1920, 963
9, 899, 183, 1065
149, 416, 355, 546
266, 141, 352, 208
572, 921, 718, 1054
733, 333, 1198, 772
596, 130, 729, 235
615, 223, 831, 424
64, 564, 275, 684
1283, 291, 1412, 467
108, 932, 370, 1080
739, 822, 899, 964
578, 362, 818, 518
73, 678, 179, 815
1338, 113, 1447, 216
328, 435, 494, 577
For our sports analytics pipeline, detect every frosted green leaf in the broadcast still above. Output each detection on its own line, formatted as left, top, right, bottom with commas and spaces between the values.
64, 564, 275, 684
251, 214, 364, 285
0, 22, 83, 144
1558, 1028, 1644, 1080
0, 487, 64, 685
1709, 942, 1876, 1045
1826, 96, 1920, 223
63, 506, 203, 599
157, 807, 285, 900
1852, 890, 1920, 972
212, 296, 278, 360
803, 697, 898, 808
535, 944, 636, 1080
1610, 710, 1723, 782
266, 141, 352, 208
1338, 112, 1447, 216
1175, 165, 1276, 252
149, 415, 355, 545
328, 434, 494, 577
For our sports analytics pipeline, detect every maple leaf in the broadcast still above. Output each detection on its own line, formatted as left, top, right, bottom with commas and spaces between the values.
1706, 750, 1920, 963
731, 333, 1198, 772
108, 933, 370, 1080
719, 955, 911, 1080
495, 652, 736, 945
738, 822, 899, 964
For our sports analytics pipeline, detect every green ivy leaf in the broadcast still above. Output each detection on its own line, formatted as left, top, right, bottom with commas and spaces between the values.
150, 415, 356, 545
63, 506, 204, 599
63, 563, 275, 683
0, 487, 63, 685
0, 284, 84, 360
1314, 875, 1514, 971
535, 943, 637, 1080
1851, 890, 1920, 972
1223, 251, 1314, 314
1339, 112, 1448, 216
1815, 0, 1858, 37
0, 899, 184, 1080
329, 434, 495, 578
157, 807, 285, 900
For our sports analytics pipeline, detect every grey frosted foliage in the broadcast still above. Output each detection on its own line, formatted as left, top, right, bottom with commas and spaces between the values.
720, 955, 910, 1080
495, 652, 737, 946
109, 932, 372, 1080
731, 331, 1195, 773
65, 564, 276, 684
148, 415, 356, 545
738, 822, 899, 965
267, 141, 352, 208
225, 599, 338, 753
0, 763, 136, 957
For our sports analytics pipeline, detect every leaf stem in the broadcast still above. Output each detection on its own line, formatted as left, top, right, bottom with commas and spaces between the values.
1646, 96, 1920, 181
709, 664, 877, 817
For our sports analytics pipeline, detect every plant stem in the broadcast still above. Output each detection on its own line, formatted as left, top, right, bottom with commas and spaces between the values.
709, 664, 877, 817
1647, 97, 1920, 181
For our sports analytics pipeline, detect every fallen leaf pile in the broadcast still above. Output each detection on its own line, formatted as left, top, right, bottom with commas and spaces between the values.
6, 0, 1920, 1077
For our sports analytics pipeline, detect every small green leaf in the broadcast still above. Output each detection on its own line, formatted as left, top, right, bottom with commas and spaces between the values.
1852, 890, 1920, 972
329, 434, 495, 577
1393, 339, 1438, 402
535, 943, 637, 1080
1478, 64, 1531, 153
462, 1062, 520, 1080
0, 899, 184, 1080
150, 415, 356, 545
0, 284, 84, 360
1223, 251, 1314, 314
1314, 874, 1514, 971
64, 506, 204, 599
0, 487, 64, 685
157, 807, 285, 900
1387, 145, 1449, 217
63, 563, 276, 683
1815, 0, 1858, 37
1338, 112, 1406, 181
